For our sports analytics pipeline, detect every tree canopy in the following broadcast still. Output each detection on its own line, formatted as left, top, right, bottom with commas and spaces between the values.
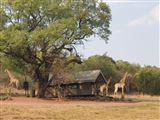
116, 60, 141, 74
70, 55, 117, 78
0, 0, 111, 97
135, 66, 160, 95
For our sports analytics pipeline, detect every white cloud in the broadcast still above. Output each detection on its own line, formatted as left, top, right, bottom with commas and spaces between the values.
127, 5, 159, 27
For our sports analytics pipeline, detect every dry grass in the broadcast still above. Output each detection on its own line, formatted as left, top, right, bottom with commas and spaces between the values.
0, 95, 160, 120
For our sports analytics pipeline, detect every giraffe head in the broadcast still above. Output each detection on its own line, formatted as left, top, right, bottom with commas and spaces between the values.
4, 69, 9, 73
124, 72, 128, 77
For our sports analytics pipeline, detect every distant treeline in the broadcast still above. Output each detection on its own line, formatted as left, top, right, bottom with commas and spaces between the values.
0, 55, 160, 95
68, 55, 160, 95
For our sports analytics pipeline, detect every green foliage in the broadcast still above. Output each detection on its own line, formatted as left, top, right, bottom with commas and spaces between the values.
69, 55, 117, 92
136, 66, 160, 95
0, 0, 111, 65
0, 55, 33, 89
0, 56, 25, 73
0, 7, 7, 30
0, 1, 111, 97
69, 55, 160, 95
116, 60, 141, 74
70, 55, 117, 78
116, 60, 142, 92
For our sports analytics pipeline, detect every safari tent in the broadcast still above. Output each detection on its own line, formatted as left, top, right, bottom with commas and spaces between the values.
62, 70, 107, 96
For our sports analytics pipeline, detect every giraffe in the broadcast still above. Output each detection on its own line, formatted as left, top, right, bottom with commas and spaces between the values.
114, 72, 128, 97
100, 76, 112, 96
5, 69, 20, 89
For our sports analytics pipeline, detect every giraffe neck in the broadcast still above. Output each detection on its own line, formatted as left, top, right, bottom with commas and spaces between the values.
6, 70, 15, 79
120, 73, 128, 83
107, 78, 111, 85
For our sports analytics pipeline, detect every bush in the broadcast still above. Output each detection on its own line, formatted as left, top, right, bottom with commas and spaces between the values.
136, 66, 160, 95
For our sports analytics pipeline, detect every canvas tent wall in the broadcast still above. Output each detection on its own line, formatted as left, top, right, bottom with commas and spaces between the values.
63, 70, 107, 96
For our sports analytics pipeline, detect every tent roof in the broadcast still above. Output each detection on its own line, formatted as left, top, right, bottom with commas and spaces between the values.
66, 70, 106, 84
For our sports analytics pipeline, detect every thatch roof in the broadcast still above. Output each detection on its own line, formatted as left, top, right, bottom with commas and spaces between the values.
66, 70, 106, 84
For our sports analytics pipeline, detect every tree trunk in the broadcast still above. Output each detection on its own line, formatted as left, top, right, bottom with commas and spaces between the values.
36, 76, 49, 98
33, 60, 53, 98
37, 80, 48, 98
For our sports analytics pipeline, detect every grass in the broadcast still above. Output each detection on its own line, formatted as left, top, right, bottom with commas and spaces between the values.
0, 100, 159, 120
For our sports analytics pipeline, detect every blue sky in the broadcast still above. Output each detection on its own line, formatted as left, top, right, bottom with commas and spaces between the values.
77, 0, 159, 67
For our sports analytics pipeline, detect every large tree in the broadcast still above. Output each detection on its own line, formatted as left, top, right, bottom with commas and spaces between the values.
0, 0, 111, 97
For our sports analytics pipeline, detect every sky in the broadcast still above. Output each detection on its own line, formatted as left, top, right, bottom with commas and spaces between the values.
77, 0, 159, 67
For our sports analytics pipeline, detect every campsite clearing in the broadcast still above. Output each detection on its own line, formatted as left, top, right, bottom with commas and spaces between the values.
0, 95, 159, 120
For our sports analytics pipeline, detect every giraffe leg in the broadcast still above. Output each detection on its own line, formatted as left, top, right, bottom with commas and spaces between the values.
114, 89, 116, 96
16, 81, 19, 89
121, 87, 125, 99
101, 89, 104, 96
114, 87, 118, 96
106, 87, 108, 95
122, 87, 124, 95
100, 87, 104, 96
8, 82, 11, 86
8, 81, 13, 87
104, 88, 106, 96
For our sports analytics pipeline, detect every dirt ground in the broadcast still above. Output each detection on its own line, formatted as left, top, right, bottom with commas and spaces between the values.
0, 95, 158, 106
0, 95, 160, 120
